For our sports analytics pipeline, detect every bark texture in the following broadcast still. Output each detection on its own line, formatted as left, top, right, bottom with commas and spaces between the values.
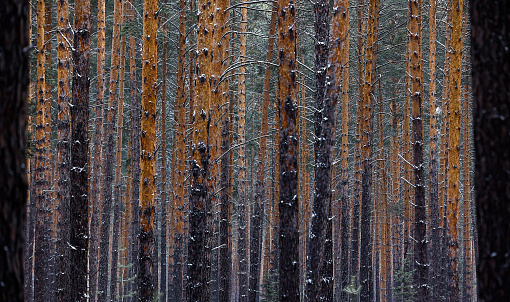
307, 0, 334, 300
70, 0, 91, 300
277, 0, 300, 301
139, 0, 158, 299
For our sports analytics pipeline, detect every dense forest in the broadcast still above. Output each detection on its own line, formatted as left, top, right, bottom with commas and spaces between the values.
1, 0, 509, 302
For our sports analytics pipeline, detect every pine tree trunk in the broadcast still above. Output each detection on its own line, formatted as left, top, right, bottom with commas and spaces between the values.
277, 0, 300, 300
159, 23, 168, 302
218, 2, 232, 301
110, 12, 127, 300
171, 0, 187, 300
138, 0, 158, 300
307, 0, 334, 300
408, 0, 428, 299
88, 0, 106, 299
69, 0, 91, 300
127, 0, 141, 296
0, 1, 29, 300
334, 0, 350, 299
187, 0, 213, 300
427, 0, 441, 300
446, 0, 463, 299
55, 0, 71, 299
33, 0, 51, 299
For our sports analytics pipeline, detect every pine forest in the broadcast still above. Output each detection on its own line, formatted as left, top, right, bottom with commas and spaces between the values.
6, 0, 504, 301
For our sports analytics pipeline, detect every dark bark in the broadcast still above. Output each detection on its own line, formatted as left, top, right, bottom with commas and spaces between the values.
277, 1, 300, 301
306, 0, 334, 301
69, 0, 91, 300
238, 186, 248, 302
55, 0, 71, 299
471, 1, 510, 301
109, 193, 121, 302
0, 1, 29, 301
219, 107, 231, 302
128, 3, 140, 298
249, 203, 262, 302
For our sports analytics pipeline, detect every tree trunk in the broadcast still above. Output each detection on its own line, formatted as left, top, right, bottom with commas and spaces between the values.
139, 0, 158, 299
237, 2, 248, 300
0, 1, 29, 300
127, 0, 141, 297
333, 0, 350, 299
427, 0, 441, 300
277, 0, 300, 300
172, 0, 187, 300
69, 0, 91, 300
88, 0, 106, 299
408, 0, 428, 299
55, 0, 71, 299
307, 0, 334, 300
159, 23, 168, 302
34, 0, 51, 299
187, 0, 213, 300
446, 0, 463, 299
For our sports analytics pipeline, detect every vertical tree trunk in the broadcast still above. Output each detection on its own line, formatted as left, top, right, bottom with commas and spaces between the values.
127, 0, 141, 296
55, 0, 71, 299
277, 0, 300, 300
0, 1, 29, 300
462, 87, 473, 301
359, 0, 379, 299
159, 22, 168, 302
408, 0, 428, 299
139, 0, 158, 300
172, 0, 187, 300
34, 0, 51, 299
110, 10, 127, 299
218, 2, 232, 301
333, 0, 350, 299
187, 0, 213, 300
446, 0, 463, 299
307, 0, 334, 300
237, 2, 249, 301
88, 0, 106, 299
69, 0, 91, 300
428, 0, 441, 300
